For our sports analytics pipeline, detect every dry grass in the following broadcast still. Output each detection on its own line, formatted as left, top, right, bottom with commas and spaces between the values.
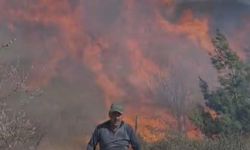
141, 134, 249, 150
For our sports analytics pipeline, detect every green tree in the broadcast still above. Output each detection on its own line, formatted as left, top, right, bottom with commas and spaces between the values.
194, 30, 250, 136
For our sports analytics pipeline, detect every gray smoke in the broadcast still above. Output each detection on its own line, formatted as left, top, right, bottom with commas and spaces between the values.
0, 0, 249, 149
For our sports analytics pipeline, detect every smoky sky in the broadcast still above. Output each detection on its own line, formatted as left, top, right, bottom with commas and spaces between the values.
176, 0, 250, 27
176, 0, 250, 5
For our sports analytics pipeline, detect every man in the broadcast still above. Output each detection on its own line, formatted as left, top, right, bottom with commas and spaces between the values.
87, 103, 141, 150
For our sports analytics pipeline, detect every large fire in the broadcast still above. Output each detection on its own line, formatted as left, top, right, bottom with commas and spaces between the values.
124, 104, 177, 142
0, 0, 249, 147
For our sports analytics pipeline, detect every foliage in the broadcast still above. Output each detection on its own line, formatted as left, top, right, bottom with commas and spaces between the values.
194, 30, 250, 136
0, 102, 43, 150
0, 39, 43, 150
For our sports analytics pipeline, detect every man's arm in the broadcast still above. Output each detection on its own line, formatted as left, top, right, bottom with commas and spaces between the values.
87, 128, 99, 150
127, 125, 141, 150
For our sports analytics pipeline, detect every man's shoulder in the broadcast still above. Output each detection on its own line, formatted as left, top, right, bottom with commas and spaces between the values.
123, 122, 135, 133
122, 122, 133, 129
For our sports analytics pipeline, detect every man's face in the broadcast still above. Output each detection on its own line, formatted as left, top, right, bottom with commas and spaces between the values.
109, 111, 123, 127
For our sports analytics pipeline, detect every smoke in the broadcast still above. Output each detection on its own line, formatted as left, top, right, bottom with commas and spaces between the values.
175, 0, 250, 5
0, 0, 249, 149
240, 0, 250, 5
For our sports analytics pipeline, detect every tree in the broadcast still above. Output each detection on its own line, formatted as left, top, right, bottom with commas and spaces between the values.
0, 102, 43, 150
0, 39, 43, 150
194, 30, 250, 136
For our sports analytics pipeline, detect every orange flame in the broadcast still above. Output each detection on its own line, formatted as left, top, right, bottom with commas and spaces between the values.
127, 40, 166, 100
1, 0, 248, 145
157, 10, 213, 53
124, 104, 177, 143
3, 0, 88, 89
204, 106, 218, 120
83, 39, 125, 108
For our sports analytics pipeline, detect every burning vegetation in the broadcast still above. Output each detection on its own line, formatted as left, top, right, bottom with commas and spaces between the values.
0, 0, 250, 149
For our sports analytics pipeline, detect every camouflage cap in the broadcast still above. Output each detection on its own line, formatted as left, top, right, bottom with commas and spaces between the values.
109, 103, 124, 114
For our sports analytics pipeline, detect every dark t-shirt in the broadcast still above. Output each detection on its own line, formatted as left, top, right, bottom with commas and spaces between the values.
86, 121, 141, 150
